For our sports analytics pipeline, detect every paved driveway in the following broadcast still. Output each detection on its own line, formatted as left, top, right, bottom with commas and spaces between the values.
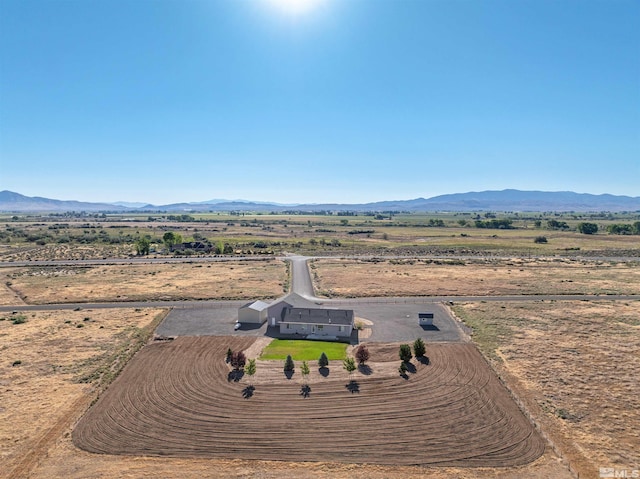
157, 298, 466, 343
337, 300, 465, 343
155, 301, 268, 337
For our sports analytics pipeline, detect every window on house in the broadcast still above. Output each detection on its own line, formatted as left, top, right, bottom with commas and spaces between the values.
317, 325, 323, 330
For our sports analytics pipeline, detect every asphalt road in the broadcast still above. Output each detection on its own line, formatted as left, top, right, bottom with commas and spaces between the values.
1, 294, 639, 314
288, 255, 315, 298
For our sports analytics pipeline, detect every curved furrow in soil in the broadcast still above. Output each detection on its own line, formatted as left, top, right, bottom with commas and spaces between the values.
73, 337, 545, 467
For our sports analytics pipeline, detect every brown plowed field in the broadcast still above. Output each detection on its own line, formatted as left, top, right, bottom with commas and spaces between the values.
73, 337, 544, 467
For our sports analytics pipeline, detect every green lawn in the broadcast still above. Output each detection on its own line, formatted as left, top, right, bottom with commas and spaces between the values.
260, 339, 348, 361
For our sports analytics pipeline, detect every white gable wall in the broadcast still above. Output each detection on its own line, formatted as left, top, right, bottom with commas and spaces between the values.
238, 301, 269, 324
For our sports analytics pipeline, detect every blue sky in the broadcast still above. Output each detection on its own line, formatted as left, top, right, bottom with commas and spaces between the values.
1, 0, 638, 205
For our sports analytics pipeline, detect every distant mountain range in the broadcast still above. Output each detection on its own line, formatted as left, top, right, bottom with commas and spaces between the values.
1, 189, 639, 213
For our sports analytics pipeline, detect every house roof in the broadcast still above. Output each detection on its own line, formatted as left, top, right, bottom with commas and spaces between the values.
281, 307, 354, 326
272, 292, 321, 309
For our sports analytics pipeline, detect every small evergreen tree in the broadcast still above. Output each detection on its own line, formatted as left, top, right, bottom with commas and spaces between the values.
284, 354, 295, 373
343, 357, 356, 377
399, 361, 408, 376
300, 360, 310, 383
225, 347, 233, 363
245, 359, 256, 384
354, 344, 370, 365
399, 344, 412, 363
413, 338, 426, 358
318, 352, 329, 368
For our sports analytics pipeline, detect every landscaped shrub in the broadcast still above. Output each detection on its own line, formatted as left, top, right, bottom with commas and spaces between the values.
300, 361, 310, 383
399, 344, 412, 363
318, 352, 329, 368
355, 345, 370, 365
245, 359, 256, 384
343, 357, 356, 376
284, 354, 295, 373
413, 338, 426, 358
230, 351, 246, 371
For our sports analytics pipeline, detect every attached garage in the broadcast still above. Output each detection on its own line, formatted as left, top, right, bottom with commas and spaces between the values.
238, 300, 270, 324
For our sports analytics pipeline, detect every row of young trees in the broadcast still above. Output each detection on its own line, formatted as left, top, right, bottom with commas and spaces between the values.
399, 339, 427, 376
283, 345, 370, 380
226, 340, 430, 394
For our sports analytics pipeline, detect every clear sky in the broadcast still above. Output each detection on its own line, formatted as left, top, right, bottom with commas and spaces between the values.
1, 0, 638, 205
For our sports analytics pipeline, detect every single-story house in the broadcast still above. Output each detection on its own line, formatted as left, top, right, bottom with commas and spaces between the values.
237, 292, 355, 341
279, 306, 354, 340
170, 241, 213, 253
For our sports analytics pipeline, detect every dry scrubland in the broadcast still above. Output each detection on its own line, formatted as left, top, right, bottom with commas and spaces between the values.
2, 216, 640, 261
311, 257, 640, 297
0, 308, 167, 479
453, 301, 640, 478
342, 226, 640, 257
0, 243, 135, 262
1, 261, 287, 305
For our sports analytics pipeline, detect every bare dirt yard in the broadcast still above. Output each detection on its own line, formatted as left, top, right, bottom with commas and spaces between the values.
0, 307, 167, 479
311, 257, 640, 297
0, 260, 287, 305
72, 337, 546, 467
453, 300, 640, 479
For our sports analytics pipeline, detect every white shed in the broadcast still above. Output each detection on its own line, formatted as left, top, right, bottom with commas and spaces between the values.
419, 312, 434, 326
238, 300, 270, 324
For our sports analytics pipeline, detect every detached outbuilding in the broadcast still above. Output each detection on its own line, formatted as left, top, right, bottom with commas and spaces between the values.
238, 300, 270, 324
419, 312, 434, 326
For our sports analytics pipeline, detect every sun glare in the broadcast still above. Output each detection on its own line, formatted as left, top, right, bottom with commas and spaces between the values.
266, 0, 324, 16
